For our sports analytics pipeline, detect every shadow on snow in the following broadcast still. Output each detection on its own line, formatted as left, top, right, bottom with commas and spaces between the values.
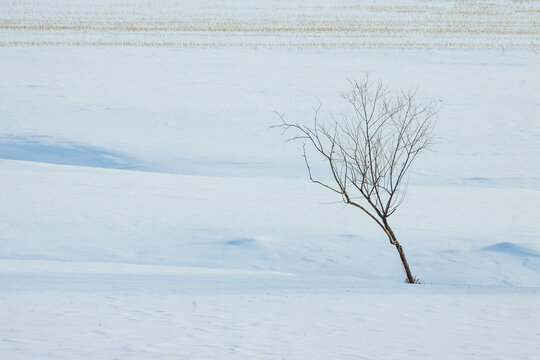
0, 135, 142, 171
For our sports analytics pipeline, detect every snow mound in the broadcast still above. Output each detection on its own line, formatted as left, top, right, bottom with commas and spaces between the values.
481, 242, 540, 258
224, 237, 259, 247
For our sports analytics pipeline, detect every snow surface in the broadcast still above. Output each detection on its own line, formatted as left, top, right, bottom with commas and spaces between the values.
1, 0, 540, 359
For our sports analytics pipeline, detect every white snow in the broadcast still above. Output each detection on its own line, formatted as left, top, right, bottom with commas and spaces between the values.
1, 0, 539, 359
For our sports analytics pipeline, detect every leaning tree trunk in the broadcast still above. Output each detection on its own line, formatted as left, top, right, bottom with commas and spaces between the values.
393, 242, 415, 284
383, 220, 416, 284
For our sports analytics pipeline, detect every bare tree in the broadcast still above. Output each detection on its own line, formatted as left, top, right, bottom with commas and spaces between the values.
275, 76, 438, 283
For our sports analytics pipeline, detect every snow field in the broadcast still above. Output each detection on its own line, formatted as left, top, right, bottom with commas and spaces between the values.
2, 284, 539, 359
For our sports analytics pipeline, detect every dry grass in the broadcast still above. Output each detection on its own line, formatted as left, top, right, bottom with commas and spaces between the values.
1, 0, 538, 49
0, 19, 537, 36
1, 40, 530, 52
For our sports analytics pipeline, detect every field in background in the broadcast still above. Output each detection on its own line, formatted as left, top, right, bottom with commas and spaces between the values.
1, 0, 539, 49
